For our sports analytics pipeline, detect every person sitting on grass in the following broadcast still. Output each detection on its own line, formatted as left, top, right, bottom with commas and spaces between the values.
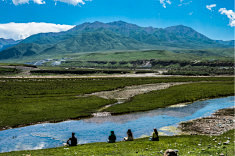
124, 129, 134, 141
67, 132, 78, 146
108, 131, 116, 143
150, 128, 159, 141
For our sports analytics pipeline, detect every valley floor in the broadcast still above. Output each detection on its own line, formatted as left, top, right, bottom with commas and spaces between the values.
0, 77, 234, 130
0, 77, 234, 155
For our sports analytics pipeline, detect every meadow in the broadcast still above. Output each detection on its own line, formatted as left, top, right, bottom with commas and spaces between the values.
66, 49, 234, 62
0, 67, 20, 75
1, 130, 234, 156
105, 81, 234, 114
0, 77, 233, 130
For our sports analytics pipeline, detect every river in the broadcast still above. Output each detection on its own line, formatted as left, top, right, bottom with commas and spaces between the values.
0, 96, 234, 153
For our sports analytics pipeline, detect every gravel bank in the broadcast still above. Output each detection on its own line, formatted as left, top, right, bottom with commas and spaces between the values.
179, 108, 234, 135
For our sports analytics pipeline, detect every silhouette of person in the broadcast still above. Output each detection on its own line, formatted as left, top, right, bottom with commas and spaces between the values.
108, 131, 116, 143
67, 132, 78, 146
150, 128, 159, 141
124, 129, 134, 141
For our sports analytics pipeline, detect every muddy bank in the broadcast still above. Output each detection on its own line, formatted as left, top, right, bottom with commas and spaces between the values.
179, 108, 234, 135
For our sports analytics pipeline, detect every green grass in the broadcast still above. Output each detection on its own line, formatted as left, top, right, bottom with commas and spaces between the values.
0, 77, 233, 129
1, 130, 234, 156
0, 67, 20, 75
66, 49, 234, 62
0, 96, 115, 129
0, 63, 36, 67
51, 49, 234, 70
0, 77, 232, 97
105, 81, 234, 114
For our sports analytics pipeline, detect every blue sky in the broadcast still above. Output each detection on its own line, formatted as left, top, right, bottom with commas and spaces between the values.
0, 0, 234, 40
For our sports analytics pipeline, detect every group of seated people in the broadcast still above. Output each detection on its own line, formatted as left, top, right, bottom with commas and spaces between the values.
66, 128, 159, 146
66, 129, 178, 155
108, 128, 159, 143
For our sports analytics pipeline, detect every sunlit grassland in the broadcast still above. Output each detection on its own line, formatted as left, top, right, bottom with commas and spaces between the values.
105, 81, 234, 114
0, 77, 233, 129
0, 96, 116, 129
1, 130, 234, 156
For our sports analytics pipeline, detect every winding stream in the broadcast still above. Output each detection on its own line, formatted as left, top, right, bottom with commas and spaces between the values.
0, 96, 234, 153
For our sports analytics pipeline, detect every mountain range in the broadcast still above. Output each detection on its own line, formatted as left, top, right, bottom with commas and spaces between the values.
0, 21, 233, 60
0, 38, 21, 51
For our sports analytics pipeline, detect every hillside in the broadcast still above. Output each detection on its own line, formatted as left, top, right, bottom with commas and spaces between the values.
0, 21, 233, 60
0, 38, 20, 51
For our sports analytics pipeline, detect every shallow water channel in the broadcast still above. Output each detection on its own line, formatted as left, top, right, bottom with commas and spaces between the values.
0, 96, 234, 153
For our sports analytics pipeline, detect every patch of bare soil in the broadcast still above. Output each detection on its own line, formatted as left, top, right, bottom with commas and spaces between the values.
179, 108, 235, 135
85, 82, 192, 116
89, 82, 191, 101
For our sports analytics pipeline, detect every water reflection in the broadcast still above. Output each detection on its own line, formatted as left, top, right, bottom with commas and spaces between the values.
0, 96, 234, 153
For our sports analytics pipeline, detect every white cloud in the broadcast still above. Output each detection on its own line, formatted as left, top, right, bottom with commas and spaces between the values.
160, 0, 171, 8
178, 0, 192, 6
160, 0, 192, 8
206, 4, 216, 11
166, 0, 171, 5
55, 0, 85, 5
219, 8, 235, 27
160, 0, 166, 8
12, 0, 91, 5
34, 0, 45, 4
0, 22, 75, 40
12, 0, 45, 5
12, 0, 29, 5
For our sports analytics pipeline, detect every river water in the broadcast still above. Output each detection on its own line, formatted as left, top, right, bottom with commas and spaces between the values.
0, 96, 234, 153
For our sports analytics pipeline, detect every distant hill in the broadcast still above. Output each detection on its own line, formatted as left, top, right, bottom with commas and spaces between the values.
0, 21, 233, 60
215, 40, 234, 46
0, 38, 21, 51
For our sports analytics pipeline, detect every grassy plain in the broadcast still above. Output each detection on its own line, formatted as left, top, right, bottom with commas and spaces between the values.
105, 81, 234, 114
0, 77, 233, 129
0, 67, 20, 75
1, 130, 234, 156
66, 49, 234, 62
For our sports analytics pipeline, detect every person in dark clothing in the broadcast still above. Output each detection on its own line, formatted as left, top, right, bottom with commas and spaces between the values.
150, 128, 159, 141
108, 131, 116, 143
124, 129, 134, 141
67, 132, 78, 146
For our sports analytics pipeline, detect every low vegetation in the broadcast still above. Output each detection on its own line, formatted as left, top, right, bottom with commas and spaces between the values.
66, 49, 234, 62
0, 67, 20, 75
30, 68, 131, 75
105, 81, 234, 114
165, 66, 234, 76
2, 130, 234, 156
0, 77, 233, 129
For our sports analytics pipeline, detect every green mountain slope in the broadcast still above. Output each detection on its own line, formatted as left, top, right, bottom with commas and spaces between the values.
0, 21, 233, 60
0, 38, 20, 51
